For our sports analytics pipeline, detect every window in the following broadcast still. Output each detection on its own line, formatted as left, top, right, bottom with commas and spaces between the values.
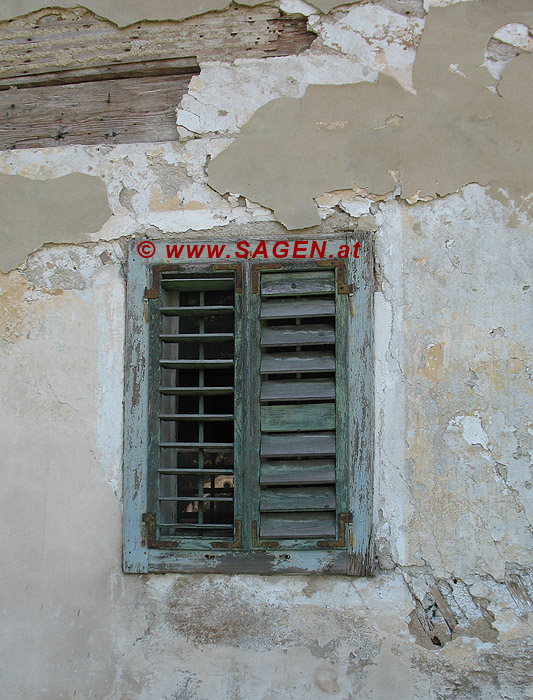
123, 236, 373, 575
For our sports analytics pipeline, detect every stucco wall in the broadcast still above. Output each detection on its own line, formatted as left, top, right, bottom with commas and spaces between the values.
0, 1, 532, 698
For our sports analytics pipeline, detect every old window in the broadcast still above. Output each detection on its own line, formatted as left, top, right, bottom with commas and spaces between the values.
123, 237, 373, 575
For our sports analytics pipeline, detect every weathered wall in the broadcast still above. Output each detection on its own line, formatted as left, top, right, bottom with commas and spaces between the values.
0, 1, 532, 698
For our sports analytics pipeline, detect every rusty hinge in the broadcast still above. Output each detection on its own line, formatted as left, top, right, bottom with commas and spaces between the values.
317, 512, 353, 549
211, 518, 242, 549
316, 260, 354, 294
251, 263, 283, 294
251, 520, 280, 549
212, 262, 242, 293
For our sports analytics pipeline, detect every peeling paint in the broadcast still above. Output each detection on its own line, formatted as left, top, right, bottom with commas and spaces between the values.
208, 0, 533, 229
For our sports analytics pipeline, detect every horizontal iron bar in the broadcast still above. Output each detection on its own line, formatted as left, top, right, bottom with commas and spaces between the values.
159, 414, 233, 421
160, 359, 234, 368
159, 442, 234, 448
160, 306, 234, 315
158, 522, 233, 529
159, 333, 234, 342
159, 497, 234, 502
158, 468, 234, 475
159, 386, 234, 395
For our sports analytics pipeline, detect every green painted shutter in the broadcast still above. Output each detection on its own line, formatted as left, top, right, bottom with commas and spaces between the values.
253, 268, 346, 545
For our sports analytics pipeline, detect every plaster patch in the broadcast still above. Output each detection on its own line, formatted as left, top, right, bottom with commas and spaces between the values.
0, 1, 352, 27
0, 173, 112, 273
452, 415, 489, 450
208, 0, 533, 229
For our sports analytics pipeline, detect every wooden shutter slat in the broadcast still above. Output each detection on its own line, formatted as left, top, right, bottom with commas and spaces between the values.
260, 486, 336, 512
261, 271, 335, 296
260, 297, 334, 319
260, 459, 336, 486
261, 379, 335, 402
261, 403, 335, 433
261, 432, 335, 457
261, 324, 335, 347
260, 351, 335, 374
260, 512, 336, 539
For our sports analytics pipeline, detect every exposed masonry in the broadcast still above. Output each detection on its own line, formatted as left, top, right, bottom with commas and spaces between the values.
0, 1, 532, 698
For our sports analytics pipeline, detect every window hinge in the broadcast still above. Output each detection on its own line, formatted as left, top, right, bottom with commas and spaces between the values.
317, 512, 353, 549
251, 263, 284, 294
316, 260, 355, 294
211, 518, 242, 549
251, 520, 280, 549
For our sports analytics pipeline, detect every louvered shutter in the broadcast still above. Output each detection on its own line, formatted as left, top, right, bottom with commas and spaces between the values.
254, 268, 344, 545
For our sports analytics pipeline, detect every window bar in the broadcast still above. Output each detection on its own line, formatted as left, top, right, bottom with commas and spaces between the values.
171, 295, 179, 531
198, 290, 205, 527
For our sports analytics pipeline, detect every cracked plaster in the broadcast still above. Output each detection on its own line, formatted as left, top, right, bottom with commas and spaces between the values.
208, 0, 533, 229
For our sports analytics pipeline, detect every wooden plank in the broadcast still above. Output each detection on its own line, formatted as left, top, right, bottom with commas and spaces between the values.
149, 548, 350, 575
260, 297, 335, 319
0, 7, 314, 80
260, 351, 335, 374
160, 306, 234, 316
0, 73, 193, 149
260, 486, 336, 512
261, 270, 335, 297
261, 379, 335, 402
161, 278, 234, 291
260, 459, 336, 486
260, 512, 336, 539
0, 56, 198, 89
261, 402, 335, 433
261, 324, 335, 347
261, 432, 336, 458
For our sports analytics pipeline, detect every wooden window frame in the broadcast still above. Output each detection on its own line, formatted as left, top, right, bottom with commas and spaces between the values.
123, 235, 373, 575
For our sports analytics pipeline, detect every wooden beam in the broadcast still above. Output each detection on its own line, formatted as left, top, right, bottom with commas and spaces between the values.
0, 56, 199, 90
0, 6, 315, 80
